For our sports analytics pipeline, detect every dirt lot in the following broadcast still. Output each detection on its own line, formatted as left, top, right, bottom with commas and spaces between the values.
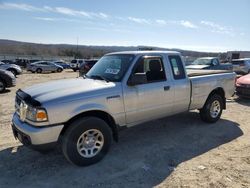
0, 71, 250, 188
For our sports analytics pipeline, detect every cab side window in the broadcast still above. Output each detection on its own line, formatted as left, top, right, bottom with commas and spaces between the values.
134, 57, 166, 83
212, 59, 219, 66
168, 55, 185, 80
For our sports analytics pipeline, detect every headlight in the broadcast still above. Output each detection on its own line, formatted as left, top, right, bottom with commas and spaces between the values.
26, 106, 48, 122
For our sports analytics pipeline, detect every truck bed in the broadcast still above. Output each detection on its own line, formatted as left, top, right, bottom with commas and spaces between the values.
187, 69, 233, 77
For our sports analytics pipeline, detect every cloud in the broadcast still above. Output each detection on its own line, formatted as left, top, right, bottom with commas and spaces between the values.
200, 21, 234, 36
156, 19, 167, 25
0, 2, 109, 20
98, 12, 109, 18
54, 7, 91, 17
33, 17, 83, 23
128, 17, 150, 24
0, 2, 44, 12
34, 17, 56, 21
180, 20, 198, 28
155, 19, 198, 28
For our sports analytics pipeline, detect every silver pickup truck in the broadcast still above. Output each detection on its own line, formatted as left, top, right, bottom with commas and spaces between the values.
12, 51, 236, 166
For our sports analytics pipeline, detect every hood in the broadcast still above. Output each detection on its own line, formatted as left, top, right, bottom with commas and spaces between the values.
23, 78, 118, 104
237, 74, 250, 85
0, 69, 15, 78
186, 64, 210, 69
0, 63, 21, 71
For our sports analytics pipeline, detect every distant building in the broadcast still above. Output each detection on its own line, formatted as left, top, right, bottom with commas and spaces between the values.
226, 51, 250, 61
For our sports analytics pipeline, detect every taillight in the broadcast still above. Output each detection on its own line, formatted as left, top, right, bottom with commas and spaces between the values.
239, 63, 245, 66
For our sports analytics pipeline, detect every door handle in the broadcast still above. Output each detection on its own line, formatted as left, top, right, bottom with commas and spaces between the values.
164, 86, 170, 91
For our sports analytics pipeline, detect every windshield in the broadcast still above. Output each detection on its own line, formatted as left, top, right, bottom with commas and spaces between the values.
86, 54, 135, 82
191, 58, 212, 65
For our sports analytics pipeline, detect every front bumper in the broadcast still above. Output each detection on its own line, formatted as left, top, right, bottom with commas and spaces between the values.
236, 86, 250, 98
12, 113, 64, 146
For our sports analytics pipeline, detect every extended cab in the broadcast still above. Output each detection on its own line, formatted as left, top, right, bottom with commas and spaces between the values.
12, 51, 236, 166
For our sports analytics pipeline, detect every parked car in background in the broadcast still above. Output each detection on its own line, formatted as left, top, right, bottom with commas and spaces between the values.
53, 61, 71, 69
70, 59, 85, 72
79, 59, 98, 76
29, 59, 40, 64
186, 57, 232, 71
0, 69, 16, 92
1, 59, 15, 64
0, 61, 22, 77
235, 73, 250, 98
27, 61, 63, 73
15, 59, 30, 68
232, 58, 250, 75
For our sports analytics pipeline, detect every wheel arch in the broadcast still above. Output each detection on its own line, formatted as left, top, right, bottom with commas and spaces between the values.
206, 87, 226, 109
60, 110, 119, 142
7, 68, 17, 74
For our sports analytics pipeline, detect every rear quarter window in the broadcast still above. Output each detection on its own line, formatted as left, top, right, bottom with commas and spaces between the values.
168, 55, 186, 80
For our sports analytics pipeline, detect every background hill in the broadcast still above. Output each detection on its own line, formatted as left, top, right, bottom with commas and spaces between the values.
0, 39, 223, 59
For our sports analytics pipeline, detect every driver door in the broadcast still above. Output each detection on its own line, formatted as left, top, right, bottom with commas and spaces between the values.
123, 56, 174, 125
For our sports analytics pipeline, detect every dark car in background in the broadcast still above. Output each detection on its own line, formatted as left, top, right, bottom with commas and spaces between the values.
79, 59, 98, 76
186, 57, 232, 71
0, 69, 16, 92
15, 59, 30, 68
53, 61, 71, 69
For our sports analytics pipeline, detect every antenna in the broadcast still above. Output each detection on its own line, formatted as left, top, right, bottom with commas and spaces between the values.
76, 36, 79, 58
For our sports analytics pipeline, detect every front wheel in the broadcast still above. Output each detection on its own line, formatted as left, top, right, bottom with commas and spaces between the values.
57, 68, 63, 72
200, 94, 223, 123
36, 68, 42, 73
62, 117, 112, 166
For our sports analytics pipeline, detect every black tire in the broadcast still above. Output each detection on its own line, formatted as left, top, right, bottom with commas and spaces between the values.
62, 117, 112, 166
0, 79, 6, 93
57, 68, 63, 72
8, 69, 17, 77
73, 69, 77, 72
200, 94, 223, 123
36, 68, 42, 73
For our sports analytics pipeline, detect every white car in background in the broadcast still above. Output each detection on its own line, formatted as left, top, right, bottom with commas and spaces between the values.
70, 59, 85, 72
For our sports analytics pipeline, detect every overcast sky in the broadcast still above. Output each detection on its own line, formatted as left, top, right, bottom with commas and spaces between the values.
0, 0, 249, 52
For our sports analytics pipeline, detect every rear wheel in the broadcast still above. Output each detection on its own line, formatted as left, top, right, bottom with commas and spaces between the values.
200, 94, 223, 123
57, 68, 63, 72
36, 68, 42, 73
0, 79, 6, 93
62, 117, 112, 166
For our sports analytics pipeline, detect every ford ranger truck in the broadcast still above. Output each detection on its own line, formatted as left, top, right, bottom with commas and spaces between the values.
12, 51, 236, 166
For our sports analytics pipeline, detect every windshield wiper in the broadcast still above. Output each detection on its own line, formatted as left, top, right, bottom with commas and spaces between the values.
90, 75, 110, 82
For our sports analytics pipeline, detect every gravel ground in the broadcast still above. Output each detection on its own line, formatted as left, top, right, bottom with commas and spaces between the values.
0, 70, 249, 188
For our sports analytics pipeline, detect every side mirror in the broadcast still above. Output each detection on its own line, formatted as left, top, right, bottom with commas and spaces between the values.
127, 73, 147, 86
